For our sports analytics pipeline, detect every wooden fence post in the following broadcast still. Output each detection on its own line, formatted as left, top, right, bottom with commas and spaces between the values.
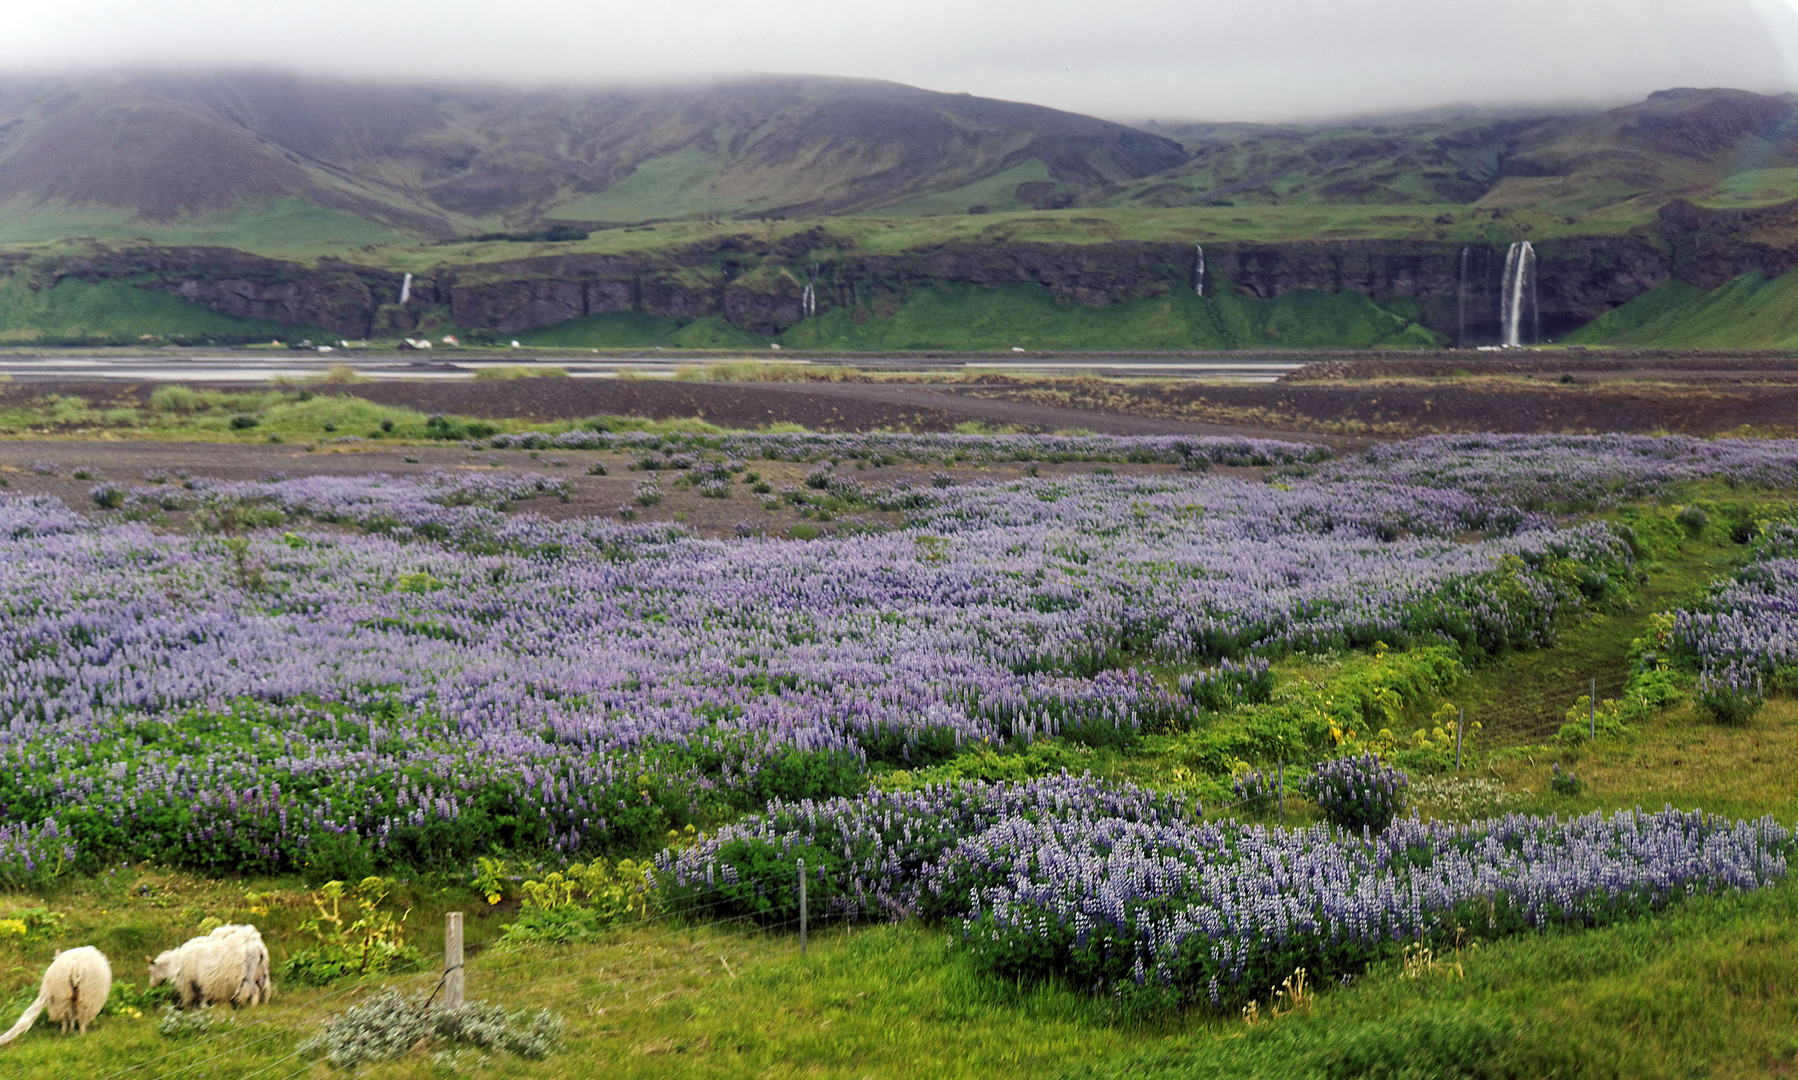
445, 911, 464, 1010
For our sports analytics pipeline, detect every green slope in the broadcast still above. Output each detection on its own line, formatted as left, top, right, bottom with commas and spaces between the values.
1568, 271, 1798, 348
776, 281, 1441, 351
544, 149, 766, 224
877, 160, 1058, 217
516, 313, 765, 349
0, 276, 309, 343
0, 198, 415, 259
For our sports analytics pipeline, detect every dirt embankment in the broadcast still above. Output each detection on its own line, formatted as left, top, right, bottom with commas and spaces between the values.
4, 349, 1796, 446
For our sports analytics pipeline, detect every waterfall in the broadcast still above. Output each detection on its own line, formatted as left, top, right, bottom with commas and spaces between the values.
1193, 244, 1206, 297
399, 273, 412, 307
1456, 246, 1470, 349
1500, 241, 1536, 348
802, 281, 816, 318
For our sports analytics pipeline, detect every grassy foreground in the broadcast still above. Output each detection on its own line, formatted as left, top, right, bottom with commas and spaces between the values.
0, 489, 1793, 1078
1, 700, 1794, 1079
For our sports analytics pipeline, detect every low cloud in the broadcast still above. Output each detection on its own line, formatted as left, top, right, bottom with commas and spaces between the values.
3, 0, 1792, 121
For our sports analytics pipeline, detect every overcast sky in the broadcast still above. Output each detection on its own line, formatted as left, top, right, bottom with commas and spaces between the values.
6, 0, 1796, 122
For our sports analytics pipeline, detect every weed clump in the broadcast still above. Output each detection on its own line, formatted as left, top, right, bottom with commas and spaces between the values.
157, 1004, 216, 1038
280, 877, 421, 986
496, 858, 655, 945
1549, 763, 1586, 797
299, 989, 563, 1068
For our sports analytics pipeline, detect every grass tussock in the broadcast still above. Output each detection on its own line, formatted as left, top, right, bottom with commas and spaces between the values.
673, 360, 855, 382
473, 365, 571, 380
0, 385, 522, 443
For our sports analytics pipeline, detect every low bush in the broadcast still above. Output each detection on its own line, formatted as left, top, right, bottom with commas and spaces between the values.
1299, 753, 1409, 833
1549, 763, 1585, 797
1229, 769, 1280, 816
280, 876, 421, 986
299, 989, 563, 1068
498, 858, 655, 945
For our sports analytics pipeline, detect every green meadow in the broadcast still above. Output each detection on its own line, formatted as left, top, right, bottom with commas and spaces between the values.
0, 487, 1794, 1079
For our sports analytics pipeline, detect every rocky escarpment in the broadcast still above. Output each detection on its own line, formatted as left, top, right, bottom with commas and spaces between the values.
42, 247, 410, 337
437, 233, 1675, 342
25, 198, 1797, 344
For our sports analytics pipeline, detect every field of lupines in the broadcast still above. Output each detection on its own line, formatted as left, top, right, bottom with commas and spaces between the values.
657, 773, 1793, 1008
0, 433, 1794, 934
1673, 521, 1798, 719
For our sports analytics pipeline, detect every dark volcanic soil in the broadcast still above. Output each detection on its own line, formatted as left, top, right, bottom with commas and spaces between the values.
2, 350, 1795, 462
321, 378, 1337, 440
0, 442, 1201, 540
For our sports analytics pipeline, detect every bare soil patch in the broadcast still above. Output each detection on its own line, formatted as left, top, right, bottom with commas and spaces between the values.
0, 441, 1203, 540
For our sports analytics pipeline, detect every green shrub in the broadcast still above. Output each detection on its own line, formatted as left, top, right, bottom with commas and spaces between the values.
1698, 683, 1763, 726
149, 385, 206, 413
280, 876, 421, 986
498, 858, 655, 945
1299, 753, 1409, 833
1550, 762, 1586, 796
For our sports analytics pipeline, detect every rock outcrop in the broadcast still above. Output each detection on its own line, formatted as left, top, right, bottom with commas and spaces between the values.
26, 198, 1798, 344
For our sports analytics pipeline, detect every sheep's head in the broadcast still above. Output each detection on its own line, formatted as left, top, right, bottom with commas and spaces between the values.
147, 949, 179, 986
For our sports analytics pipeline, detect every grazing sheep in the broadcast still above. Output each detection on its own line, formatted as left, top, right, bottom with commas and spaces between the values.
149, 925, 271, 1009
208, 924, 272, 1006
0, 946, 112, 1044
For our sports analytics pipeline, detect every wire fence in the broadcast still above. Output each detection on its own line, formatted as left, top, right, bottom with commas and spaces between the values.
84, 667, 1650, 1074
1467, 667, 1637, 746
93, 882, 823, 1079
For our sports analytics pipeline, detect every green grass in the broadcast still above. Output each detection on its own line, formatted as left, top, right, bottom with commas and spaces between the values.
0, 386, 508, 443
1, 491, 1795, 1077
1699, 167, 1798, 209
544, 148, 765, 224
472, 365, 570, 380
8, 840, 1798, 1080
0, 197, 414, 259
877, 159, 1057, 217
1067, 875, 1798, 1080
1447, 500, 1758, 744
515, 312, 766, 349
0, 275, 303, 344
776, 281, 1441, 351
1566, 270, 1798, 348
362, 201, 1652, 274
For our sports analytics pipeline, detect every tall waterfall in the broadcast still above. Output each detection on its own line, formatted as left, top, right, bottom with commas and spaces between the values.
1192, 244, 1205, 297
1456, 247, 1471, 349
801, 281, 816, 318
1500, 241, 1536, 348
399, 273, 412, 307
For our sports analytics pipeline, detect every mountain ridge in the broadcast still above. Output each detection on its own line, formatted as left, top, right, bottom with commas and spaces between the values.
3, 74, 1797, 253
0, 72, 1188, 237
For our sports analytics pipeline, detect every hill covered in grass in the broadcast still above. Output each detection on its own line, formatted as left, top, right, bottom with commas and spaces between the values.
1, 74, 1796, 253
2, 74, 1797, 349
0, 72, 1186, 245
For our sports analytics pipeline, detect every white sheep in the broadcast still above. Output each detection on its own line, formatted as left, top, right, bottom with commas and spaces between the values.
208, 924, 272, 1006
149, 924, 271, 1009
0, 946, 112, 1044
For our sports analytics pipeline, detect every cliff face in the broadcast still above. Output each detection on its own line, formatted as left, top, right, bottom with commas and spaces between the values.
42, 247, 407, 337
27, 199, 1796, 344
1657, 198, 1798, 287
434, 233, 1681, 342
